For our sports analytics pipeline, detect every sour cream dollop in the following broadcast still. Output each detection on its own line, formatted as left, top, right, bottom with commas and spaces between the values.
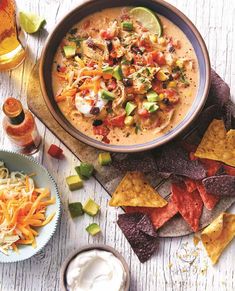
66, 249, 127, 291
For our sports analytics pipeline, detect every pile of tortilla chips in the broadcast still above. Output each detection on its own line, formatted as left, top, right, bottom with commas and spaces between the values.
110, 119, 235, 264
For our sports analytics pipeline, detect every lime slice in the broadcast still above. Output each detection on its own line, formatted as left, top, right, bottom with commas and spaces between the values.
130, 7, 162, 37
19, 11, 46, 34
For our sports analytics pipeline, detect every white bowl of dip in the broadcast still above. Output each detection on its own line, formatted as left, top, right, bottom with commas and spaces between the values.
60, 244, 130, 291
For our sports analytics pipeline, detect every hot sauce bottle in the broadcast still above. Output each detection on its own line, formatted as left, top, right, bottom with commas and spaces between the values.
2, 97, 41, 154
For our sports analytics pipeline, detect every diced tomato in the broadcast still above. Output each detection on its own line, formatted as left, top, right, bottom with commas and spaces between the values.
93, 125, 110, 136
146, 54, 154, 66
138, 108, 150, 118
152, 80, 162, 93
100, 30, 114, 40
102, 136, 110, 144
105, 115, 125, 128
59, 66, 66, 73
151, 51, 166, 66
107, 79, 117, 91
87, 60, 95, 67
48, 144, 63, 159
164, 89, 179, 104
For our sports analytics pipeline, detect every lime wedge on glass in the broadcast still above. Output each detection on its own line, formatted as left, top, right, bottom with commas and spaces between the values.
19, 11, 46, 34
130, 7, 162, 37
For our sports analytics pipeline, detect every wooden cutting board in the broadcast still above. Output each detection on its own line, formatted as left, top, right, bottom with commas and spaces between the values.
27, 65, 235, 237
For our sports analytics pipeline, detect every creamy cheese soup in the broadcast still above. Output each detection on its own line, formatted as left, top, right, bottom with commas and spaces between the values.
52, 7, 199, 145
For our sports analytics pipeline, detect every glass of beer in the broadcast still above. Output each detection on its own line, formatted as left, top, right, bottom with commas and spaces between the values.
0, 0, 26, 71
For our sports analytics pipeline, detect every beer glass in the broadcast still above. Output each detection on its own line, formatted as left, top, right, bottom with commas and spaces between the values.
0, 0, 26, 70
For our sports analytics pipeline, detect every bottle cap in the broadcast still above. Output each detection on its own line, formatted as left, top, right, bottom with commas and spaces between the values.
3, 97, 25, 124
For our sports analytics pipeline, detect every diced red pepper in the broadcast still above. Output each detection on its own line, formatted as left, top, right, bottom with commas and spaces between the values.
151, 51, 166, 66
107, 79, 117, 91
102, 136, 110, 144
93, 125, 110, 136
48, 144, 63, 159
105, 115, 125, 128
100, 30, 114, 40
138, 108, 151, 118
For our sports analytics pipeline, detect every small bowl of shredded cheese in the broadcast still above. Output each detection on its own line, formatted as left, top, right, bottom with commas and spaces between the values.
0, 150, 61, 263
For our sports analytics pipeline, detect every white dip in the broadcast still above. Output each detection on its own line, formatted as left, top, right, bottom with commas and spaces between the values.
66, 249, 127, 291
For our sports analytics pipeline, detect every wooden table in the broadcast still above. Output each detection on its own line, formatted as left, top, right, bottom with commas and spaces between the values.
0, 1, 234, 290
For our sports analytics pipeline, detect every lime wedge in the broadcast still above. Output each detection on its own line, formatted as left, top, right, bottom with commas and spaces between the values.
19, 11, 46, 34
130, 7, 162, 37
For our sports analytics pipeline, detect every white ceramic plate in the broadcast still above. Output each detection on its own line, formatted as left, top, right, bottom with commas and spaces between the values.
0, 150, 61, 263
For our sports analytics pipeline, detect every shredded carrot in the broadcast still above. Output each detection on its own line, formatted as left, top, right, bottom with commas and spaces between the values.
79, 82, 94, 91
55, 95, 66, 103
94, 79, 101, 94
103, 73, 112, 80
81, 69, 103, 76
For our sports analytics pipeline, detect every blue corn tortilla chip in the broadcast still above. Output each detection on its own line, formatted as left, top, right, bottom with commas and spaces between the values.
136, 214, 158, 237
117, 213, 158, 263
154, 143, 206, 180
202, 175, 235, 196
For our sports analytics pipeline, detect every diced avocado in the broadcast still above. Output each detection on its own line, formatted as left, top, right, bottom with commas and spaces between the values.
125, 102, 137, 116
68, 202, 84, 218
86, 223, 101, 236
102, 66, 113, 74
66, 175, 83, 191
75, 163, 94, 179
83, 198, 100, 216
146, 90, 159, 102
143, 102, 159, 113
63, 45, 76, 58
98, 152, 112, 166
122, 22, 133, 31
113, 65, 123, 81
124, 116, 134, 126
101, 89, 115, 101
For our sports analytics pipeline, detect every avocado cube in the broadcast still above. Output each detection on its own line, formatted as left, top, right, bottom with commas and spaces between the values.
68, 202, 84, 218
63, 45, 76, 58
83, 198, 100, 216
146, 90, 159, 102
125, 101, 137, 116
66, 175, 83, 191
113, 65, 123, 80
75, 163, 94, 179
101, 89, 115, 101
98, 152, 112, 166
86, 223, 101, 236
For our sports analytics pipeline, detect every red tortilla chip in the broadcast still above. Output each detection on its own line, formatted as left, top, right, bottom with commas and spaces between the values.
223, 165, 235, 176
200, 159, 221, 176
171, 183, 203, 232
184, 178, 197, 193
125, 198, 178, 230
196, 182, 220, 210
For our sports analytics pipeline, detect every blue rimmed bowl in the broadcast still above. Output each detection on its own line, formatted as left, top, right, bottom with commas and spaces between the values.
0, 150, 61, 263
39, 0, 210, 153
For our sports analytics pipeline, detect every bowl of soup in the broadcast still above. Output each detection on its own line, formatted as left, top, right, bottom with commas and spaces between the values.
39, 0, 210, 152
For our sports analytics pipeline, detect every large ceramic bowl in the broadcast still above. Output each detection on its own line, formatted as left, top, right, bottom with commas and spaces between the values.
0, 150, 61, 263
39, 0, 210, 153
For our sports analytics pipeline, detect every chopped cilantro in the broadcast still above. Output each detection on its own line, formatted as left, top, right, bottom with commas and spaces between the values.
68, 36, 85, 46
135, 124, 141, 134
69, 27, 78, 35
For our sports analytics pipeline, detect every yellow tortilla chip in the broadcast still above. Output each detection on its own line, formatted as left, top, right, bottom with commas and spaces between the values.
109, 172, 167, 207
195, 119, 235, 167
201, 212, 235, 264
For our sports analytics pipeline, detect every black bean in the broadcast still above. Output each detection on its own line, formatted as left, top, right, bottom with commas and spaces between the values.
87, 38, 96, 49
106, 40, 113, 51
168, 46, 175, 53
123, 78, 133, 87
90, 107, 100, 115
162, 98, 170, 105
92, 119, 103, 126
162, 82, 167, 89
56, 65, 61, 72
131, 46, 142, 55
168, 74, 174, 81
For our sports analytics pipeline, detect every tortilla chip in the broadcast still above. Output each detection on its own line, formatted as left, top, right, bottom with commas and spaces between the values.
117, 213, 158, 263
195, 119, 235, 167
125, 197, 178, 230
171, 183, 203, 232
154, 144, 206, 180
199, 159, 222, 177
202, 175, 235, 196
201, 212, 235, 264
196, 182, 220, 210
136, 215, 157, 237
223, 165, 235, 176
109, 172, 167, 207
184, 178, 197, 193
